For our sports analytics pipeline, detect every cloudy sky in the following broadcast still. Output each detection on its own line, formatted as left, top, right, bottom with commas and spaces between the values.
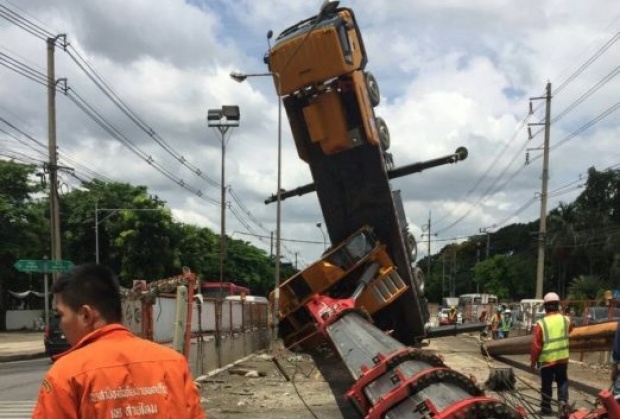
0, 0, 618, 269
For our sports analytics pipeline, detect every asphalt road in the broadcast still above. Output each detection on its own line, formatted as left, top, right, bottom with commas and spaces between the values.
0, 358, 48, 418
0, 358, 48, 401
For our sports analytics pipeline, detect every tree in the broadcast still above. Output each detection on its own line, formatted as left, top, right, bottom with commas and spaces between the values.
470, 253, 536, 300
0, 161, 47, 330
567, 275, 606, 300
173, 224, 218, 278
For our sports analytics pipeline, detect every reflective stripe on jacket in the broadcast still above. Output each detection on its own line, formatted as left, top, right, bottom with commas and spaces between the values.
32, 324, 205, 419
537, 314, 570, 363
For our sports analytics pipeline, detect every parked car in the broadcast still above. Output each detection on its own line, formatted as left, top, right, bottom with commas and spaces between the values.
438, 308, 463, 325
44, 315, 70, 358
572, 306, 620, 327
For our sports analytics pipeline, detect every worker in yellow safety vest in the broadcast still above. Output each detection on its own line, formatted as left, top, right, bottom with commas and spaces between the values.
530, 292, 573, 416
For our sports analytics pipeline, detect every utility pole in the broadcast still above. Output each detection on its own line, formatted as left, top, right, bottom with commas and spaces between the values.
479, 227, 491, 259
270, 231, 274, 260
421, 211, 437, 279
451, 248, 457, 297
475, 243, 480, 293
528, 82, 552, 300
442, 253, 446, 298
47, 36, 64, 272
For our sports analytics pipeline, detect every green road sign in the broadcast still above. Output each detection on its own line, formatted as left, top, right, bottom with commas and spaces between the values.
13, 259, 74, 273
47, 260, 74, 272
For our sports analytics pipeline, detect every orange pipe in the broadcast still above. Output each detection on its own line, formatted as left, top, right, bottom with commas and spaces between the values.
483, 322, 618, 356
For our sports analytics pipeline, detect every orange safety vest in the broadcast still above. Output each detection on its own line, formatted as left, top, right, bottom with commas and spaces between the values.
32, 324, 205, 419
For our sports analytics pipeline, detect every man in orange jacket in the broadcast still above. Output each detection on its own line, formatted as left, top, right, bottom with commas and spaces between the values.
32, 263, 206, 418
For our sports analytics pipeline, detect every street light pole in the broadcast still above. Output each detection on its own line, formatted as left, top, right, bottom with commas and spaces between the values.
207, 106, 240, 304
229, 71, 282, 336
275, 76, 282, 338
95, 202, 99, 264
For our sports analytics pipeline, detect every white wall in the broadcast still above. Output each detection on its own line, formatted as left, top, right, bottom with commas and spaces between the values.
6, 310, 44, 330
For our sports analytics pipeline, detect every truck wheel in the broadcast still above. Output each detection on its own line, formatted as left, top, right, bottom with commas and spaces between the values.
376, 116, 390, 150
407, 232, 417, 261
365, 71, 380, 107
413, 266, 425, 295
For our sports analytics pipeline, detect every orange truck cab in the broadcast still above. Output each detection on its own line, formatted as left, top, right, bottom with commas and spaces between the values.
265, 6, 390, 164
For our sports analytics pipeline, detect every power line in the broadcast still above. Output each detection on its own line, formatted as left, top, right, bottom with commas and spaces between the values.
0, 34, 276, 253
228, 187, 271, 235
553, 31, 620, 95
233, 231, 323, 245
0, 5, 222, 196
552, 65, 620, 124
0, 115, 116, 183
417, 20, 620, 239
528, 100, 620, 165
0, 5, 55, 40
433, 112, 533, 227
0, 50, 48, 86
62, 44, 221, 189
63, 87, 220, 206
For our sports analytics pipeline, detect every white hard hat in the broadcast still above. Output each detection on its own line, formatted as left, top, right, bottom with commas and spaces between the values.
504, 309, 512, 314
543, 292, 560, 303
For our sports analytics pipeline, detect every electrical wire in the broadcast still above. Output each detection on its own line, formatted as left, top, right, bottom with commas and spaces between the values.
1, 3, 302, 268
0, 50, 48, 86
554, 31, 620, 96
0, 114, 117, 183
233, 231, 323, 245
436, 28, 620, 234
433, 112, 533, 227
63, 88, 220, 206
0, 5, 55, 40
0, 31, 281, 256
63, 44, 221, 189
553, 65, 620, 124
229, 187, 271, 236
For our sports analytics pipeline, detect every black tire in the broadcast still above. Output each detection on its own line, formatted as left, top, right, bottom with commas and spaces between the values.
375, 116, 390, 150
413, 266, 425, 295
407, 232, 418, 262
365, 71, 380, 107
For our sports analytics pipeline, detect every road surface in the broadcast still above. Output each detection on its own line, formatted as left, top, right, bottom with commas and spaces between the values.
0, 358, 48, 418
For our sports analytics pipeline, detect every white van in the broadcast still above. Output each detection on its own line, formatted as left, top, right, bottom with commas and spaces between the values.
518, 299, 544, 330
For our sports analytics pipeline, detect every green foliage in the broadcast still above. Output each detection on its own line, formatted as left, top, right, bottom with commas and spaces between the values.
471, 254, 535, 299
567, 275, 605, 300
2, 162, 619, 329
0, 161, 48, 330
422, 166, 620, 303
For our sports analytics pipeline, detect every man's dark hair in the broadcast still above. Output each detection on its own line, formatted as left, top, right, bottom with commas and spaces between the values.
52, 263, 122, 323
544, 302, 560, 313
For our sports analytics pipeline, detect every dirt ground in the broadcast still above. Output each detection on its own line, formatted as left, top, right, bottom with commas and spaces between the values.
198, 334, 614, 419
199, 347, 356, 419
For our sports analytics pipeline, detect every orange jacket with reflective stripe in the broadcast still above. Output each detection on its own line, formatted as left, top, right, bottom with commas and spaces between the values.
32, 324, 205, 419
